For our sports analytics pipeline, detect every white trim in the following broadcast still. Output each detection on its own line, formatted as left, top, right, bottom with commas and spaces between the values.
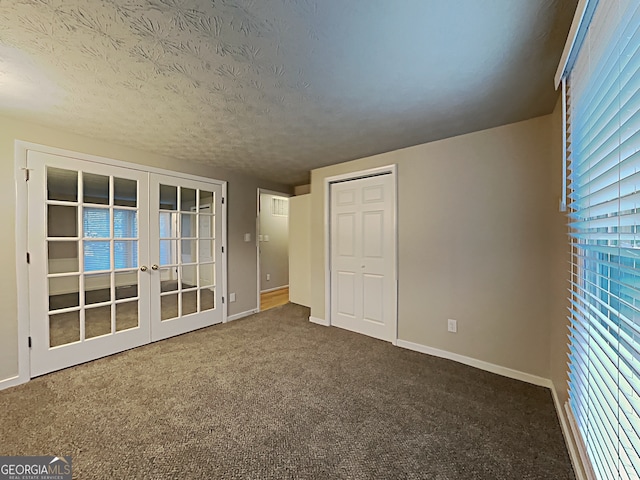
13, 141, 30, 387
16, 141, 226, 185
256, 188, 261, 312
221, 181, 228, 323
260, 285, 289, 294
323, 164, 398, 343
0, 375, 28, 391
396, 339, 552, 388
309, 316, 330, 326
554, 0, 590, 87
565, 401, 597, 480
560, 76, 568, 212
227, 309, 258, 322
550, 386, 590, 480
323, 178, 331, 327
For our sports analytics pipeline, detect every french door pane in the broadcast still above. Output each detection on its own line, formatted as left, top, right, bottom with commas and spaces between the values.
150, 174, 222, 341
29, 151, 150, 377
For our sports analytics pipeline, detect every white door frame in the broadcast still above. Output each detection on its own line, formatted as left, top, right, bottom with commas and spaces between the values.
13, 140, 227, 387
255, 188, 291, 312
324, 164, 398, 344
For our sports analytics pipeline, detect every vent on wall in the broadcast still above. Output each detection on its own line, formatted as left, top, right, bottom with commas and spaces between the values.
271, 197, 288, 217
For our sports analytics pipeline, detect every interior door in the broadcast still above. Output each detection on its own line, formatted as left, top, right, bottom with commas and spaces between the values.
330, 174, 395, 342
28, 151, 150, 376
149, 174, 223, 341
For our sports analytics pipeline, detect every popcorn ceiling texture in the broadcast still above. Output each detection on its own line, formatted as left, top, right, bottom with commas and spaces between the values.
0, 0, 576, 185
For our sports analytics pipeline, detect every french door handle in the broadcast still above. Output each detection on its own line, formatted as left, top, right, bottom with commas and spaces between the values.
140, 265, 148, 272
151, 264, 159, 270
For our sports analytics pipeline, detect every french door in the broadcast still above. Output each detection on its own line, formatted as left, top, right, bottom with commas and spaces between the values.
27, 151, 223, 376
149, 173, 223, 341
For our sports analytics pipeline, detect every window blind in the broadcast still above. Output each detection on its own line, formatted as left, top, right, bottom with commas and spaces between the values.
83, 209, 137, 271
566, 0, 640, 478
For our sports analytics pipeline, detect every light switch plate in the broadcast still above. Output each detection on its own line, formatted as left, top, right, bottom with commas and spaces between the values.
448, 319, 457, 333
244, 233, 251, 242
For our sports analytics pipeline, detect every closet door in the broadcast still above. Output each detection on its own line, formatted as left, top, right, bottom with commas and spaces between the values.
28, 151, 150, 377
330, 173, 395, 342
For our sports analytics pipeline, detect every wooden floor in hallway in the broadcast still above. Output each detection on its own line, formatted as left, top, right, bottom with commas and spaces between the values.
260, 287, 289, 311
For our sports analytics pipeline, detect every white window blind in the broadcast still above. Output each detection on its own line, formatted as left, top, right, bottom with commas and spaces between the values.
566, 0, 640, 478
83, 209, 138, 271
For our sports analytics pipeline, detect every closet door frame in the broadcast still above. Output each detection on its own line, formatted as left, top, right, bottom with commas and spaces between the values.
323, 164, 398, 344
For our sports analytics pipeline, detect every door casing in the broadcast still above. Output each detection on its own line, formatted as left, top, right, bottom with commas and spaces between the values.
324, 165, 398, 344
13, 141, 227, 388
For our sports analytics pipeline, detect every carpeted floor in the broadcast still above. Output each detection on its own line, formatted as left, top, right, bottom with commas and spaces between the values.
0, 303, 574, 479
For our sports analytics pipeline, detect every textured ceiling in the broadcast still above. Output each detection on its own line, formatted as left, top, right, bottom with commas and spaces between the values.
0, 0, 577, 186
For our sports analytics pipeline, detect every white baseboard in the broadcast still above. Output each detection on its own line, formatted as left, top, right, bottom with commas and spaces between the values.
395, 339, 552, 388
551, 385, 589, 480
0, 374, 28, 391
309, 316, 330, 326
260, 285, 289, 294
226, 309, 258, 323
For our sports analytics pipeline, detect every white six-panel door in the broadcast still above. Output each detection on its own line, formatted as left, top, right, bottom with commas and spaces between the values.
330, 173, 395, 342
27, 151, 224, 376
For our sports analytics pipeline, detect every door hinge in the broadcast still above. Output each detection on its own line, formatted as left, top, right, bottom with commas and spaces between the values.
222, 246, 224, 253
28, 336, 32, 348
26, 252, 30, 264
24, 169, 30, 181
221, 197, 224, 204
222, 296, 225, 304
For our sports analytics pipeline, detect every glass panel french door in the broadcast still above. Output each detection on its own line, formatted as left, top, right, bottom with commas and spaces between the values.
28, 151, 150, 377
149, 174, 223, 341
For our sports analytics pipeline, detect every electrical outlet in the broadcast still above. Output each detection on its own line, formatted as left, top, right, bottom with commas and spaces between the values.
447, 319, 457, 333
230, 292, 236, 302
266, 273, 270, 281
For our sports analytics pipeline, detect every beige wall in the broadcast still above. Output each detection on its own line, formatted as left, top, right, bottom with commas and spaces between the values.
0, 115, 289, 382
288, 194, 311, 307
259, 193, 289, 291
309, 114, 560, 379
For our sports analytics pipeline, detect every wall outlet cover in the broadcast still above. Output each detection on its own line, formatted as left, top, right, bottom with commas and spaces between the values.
447, 319, 457, 333
230, 292, 236, 302
266, 273, 270, 281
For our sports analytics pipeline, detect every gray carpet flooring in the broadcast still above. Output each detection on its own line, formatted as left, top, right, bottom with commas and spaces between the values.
0, 303, 574, 479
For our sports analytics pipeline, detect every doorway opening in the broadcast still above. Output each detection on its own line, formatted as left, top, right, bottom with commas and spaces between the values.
257, 189, 290, 311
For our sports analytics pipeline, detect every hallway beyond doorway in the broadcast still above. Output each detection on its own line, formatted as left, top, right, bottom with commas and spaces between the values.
260, 287, 289, 311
